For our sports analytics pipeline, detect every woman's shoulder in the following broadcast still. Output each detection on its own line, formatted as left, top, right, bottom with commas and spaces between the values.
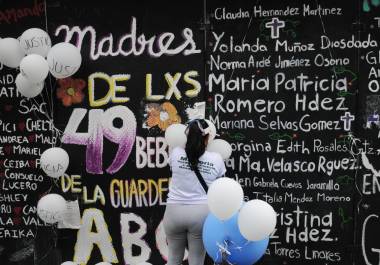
172, 146, 185, 151
203, 150, 224, 163
171, 146, 186, 156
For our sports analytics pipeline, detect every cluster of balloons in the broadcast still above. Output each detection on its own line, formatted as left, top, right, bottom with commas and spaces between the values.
165, 120, 276, 264
0, 28, 82, 224
61, 261, 112, 265
0, 28, 82, 98
205, 178, 276, 264
37, 147, 70, 224
164, 120, 232, 160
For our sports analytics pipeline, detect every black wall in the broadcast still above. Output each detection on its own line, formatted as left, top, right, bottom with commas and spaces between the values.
0, 0, 379, 264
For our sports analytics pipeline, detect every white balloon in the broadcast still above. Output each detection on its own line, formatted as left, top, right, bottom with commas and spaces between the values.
165, 124, 187, 148
20, 54, 49, 83
37, 194, 67, 224
205, 119, 217, 142
238, 199, 277, 241
207, 139, 232, 160
16, 73, 44, 98
0, 38, 24, 68
207, 178, 243, 220
19, 28, 52, 57
61, 262, 78, 265
47, 42, 81, 79
40, 147, 69, 178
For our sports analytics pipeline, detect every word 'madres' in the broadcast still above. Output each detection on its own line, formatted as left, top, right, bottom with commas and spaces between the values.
55, 17, 201, 60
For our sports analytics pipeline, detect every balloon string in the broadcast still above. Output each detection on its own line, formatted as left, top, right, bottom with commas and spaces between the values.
43, 0, 49, 34
44, 80, 54, 134
215, 240, 234, 265
43, 0, 58, 148
36, 91, 52, 121
41, 79, 53, 122
25, 3, 61, 263
220, 221, 246, 251
227, 239, 245, 251
27, 96, 63, 153
30, 97, 63, 137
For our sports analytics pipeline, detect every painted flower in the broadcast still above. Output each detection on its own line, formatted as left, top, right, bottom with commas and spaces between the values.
145, 102, 181, 131
56, 77, 86, 107
146, 103, 161, 128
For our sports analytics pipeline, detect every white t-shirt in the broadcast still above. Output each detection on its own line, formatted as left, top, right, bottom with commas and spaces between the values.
167, 147, 227, 204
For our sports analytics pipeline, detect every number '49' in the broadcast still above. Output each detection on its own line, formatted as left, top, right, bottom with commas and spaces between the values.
62, 106, 137, 174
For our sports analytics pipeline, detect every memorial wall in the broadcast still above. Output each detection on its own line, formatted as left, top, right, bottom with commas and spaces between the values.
0, 0, 380, 264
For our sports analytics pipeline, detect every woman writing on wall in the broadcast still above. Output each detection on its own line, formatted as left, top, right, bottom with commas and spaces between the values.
163, 119, 227, 265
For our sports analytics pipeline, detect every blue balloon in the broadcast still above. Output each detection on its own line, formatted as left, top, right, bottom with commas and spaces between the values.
224, 214, 269, 265
202, 213, 227, 263
203, 213, 268, 265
